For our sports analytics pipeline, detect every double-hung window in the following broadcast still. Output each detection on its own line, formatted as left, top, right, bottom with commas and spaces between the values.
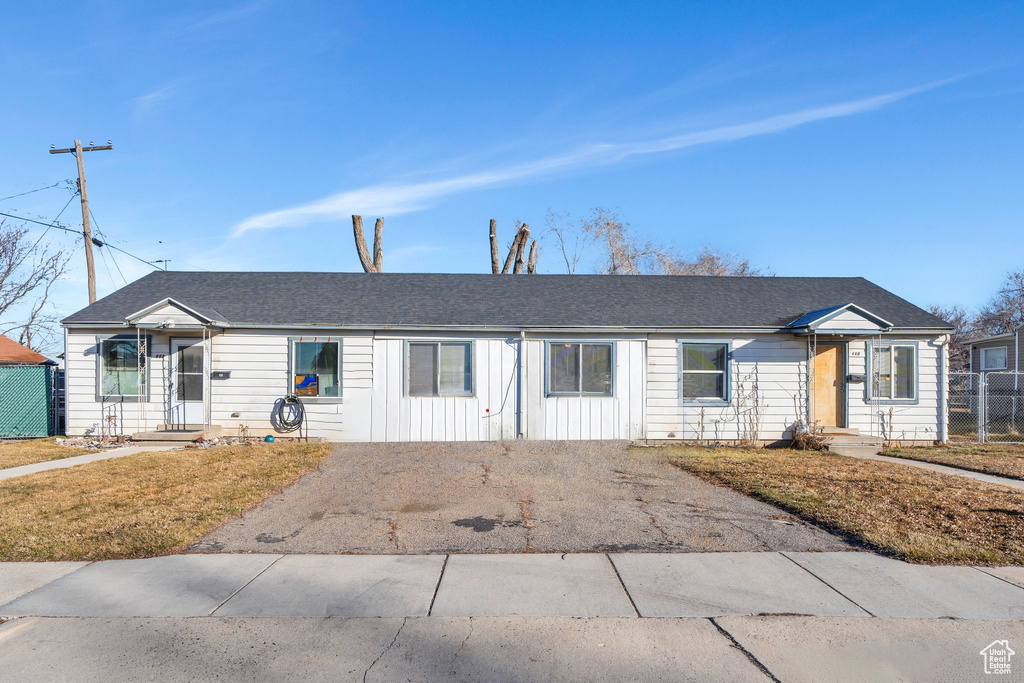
981, 347, 1008, 371
407, 341, 473, 396
547, 342, 613, 396
291, 339, 341, 398
868, 342, 916, 401
97, 336, 148, 400
680, 342, 729, 402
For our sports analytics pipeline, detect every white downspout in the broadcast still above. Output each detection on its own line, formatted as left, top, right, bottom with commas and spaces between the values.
939, 335, 949, 444
517, 329, 525, 439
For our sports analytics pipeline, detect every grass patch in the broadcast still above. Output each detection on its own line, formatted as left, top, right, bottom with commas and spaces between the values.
0, 441, 331, 561
662, 446, 1024, 565
885, 443, 1024, 481
0, 438, 97, 470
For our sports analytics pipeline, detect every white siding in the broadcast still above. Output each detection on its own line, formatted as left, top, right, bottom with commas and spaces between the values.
522, 337, 646, 441
815, 310, 884, 331
65, 329, 169, 436
646, 335, 808, 441
846, 337, 944, 443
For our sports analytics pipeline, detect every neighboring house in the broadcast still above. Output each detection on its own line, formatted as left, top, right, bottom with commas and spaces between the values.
0, 333, 57, 437
969, 325, 1021, 376
60, 272, 953, 444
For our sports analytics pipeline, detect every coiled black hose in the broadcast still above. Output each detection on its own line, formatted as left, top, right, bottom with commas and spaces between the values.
273, 394, 305, 433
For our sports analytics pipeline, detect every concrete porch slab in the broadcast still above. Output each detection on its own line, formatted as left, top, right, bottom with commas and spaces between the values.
785, 552, 1024, 619
429, 554, 636, 617
609, 552, 868, 617
213, 554, 446, 617
0, 562, 89, 606
717, 616, 1024, 683
0, 554, 279, 617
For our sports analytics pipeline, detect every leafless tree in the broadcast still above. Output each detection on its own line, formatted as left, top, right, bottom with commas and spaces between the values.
489, 220, 538, 274
654, 246, 767, 276
352, 215, 384, 272
928, 304, 975, 372
976, 269, 1024, 336
545, 207, 767, 276
0, 220, 69, 352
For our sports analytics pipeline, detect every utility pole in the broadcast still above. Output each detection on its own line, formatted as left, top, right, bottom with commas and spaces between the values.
50, 139, 112, 304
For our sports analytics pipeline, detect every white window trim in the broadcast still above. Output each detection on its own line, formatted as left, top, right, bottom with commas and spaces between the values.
95, 334, 150, 403
405, 340, 475, 397
288, 337, 343, 403
981, 346, 1008, 371
866, 341, 918, 403
678, 340, 732, 404
544, 341, 615, 397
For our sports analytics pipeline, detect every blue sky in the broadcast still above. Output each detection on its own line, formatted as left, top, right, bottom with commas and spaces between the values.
2, 1, 1022, 324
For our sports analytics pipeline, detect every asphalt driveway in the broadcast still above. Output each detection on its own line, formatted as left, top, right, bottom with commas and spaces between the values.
194, 441, 851, 554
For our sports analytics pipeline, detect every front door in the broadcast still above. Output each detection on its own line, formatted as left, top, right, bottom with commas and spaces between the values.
169, 339, 205, 427
812, 343, 846, 428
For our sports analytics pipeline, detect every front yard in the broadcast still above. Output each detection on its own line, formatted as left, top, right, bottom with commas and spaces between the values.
884, 443, 1024, 481
0, 441, 331, 561
665, 446, 1024, 565
0, 438, 97, 470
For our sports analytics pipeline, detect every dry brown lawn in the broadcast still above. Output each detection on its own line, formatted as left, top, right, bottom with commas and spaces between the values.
0, 441, 331, 561
885, 443, 1024, 481
0, 438, 97, 470
663, 446, 1024, 565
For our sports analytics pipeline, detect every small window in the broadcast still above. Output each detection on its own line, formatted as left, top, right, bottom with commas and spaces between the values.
407, 341, 473, 396
99, 338, 146, 398
869, 343, 916, 401
291, 340, 340, 398
681, 342, 729, 401
547, 342, 613, 396
981, 347, 1008, 371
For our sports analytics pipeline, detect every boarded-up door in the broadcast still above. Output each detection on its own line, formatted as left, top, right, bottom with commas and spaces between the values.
812, 344, 845, 428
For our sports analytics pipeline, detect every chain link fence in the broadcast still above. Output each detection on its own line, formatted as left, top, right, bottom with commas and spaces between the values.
0, 363, 60, 439
948, 371, 1024, 444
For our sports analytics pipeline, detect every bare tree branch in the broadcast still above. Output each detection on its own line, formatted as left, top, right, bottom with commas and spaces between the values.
352, 215, 379, 273
527, 240, 538, 274
0, 220, 70, 354
976, 269, 1024, 335
489, 219, 500, 274
513, 225, 530, 274
372, 217, 384, 272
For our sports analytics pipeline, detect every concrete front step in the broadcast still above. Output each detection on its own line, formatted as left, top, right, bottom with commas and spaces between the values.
818, 427, 862, 436
133, 427, 222, 442
827, 434, 884, 446
829, 444, 883, 457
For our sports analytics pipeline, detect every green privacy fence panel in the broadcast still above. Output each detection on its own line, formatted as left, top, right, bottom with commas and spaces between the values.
0, 365, 54, 437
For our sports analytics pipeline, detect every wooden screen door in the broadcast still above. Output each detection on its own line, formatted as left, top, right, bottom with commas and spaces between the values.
812, 343, 846, 428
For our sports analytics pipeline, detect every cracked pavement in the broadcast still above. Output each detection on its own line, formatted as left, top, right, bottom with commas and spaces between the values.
194, 441, 850, 554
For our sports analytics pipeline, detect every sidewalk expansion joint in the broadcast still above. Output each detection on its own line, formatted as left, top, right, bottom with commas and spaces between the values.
710, 617, 781, 682
779, 552, 876, 617
605, 554, 640, 617
208, 554, 284, 616
426, 554, 449, 616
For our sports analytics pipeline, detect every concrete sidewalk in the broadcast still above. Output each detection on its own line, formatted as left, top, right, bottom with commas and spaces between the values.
838, 451, 1024, 491
3, 551, 1024, 619
0, 444, 182, 482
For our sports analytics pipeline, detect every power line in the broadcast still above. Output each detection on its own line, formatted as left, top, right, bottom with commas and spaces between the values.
0, 181, 71, 204
88, 208, 127, 285
29, 190, 79, 253
0, 207, 163, 272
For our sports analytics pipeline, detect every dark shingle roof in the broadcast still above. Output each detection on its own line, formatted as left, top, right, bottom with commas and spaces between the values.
62, 272, 951, 330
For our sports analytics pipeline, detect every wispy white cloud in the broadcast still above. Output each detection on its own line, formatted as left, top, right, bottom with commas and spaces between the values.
132, 82, 182, 117
232, 79, 952, 237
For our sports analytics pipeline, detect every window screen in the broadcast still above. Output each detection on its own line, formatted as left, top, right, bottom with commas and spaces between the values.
292, 340, 340, 397
869, 343, 916, 401
982, 347, 1008, 371
100, 338, 145, 397
408, 341, 472, 396
547, 343, 613, 396
680, 343, 728, 400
